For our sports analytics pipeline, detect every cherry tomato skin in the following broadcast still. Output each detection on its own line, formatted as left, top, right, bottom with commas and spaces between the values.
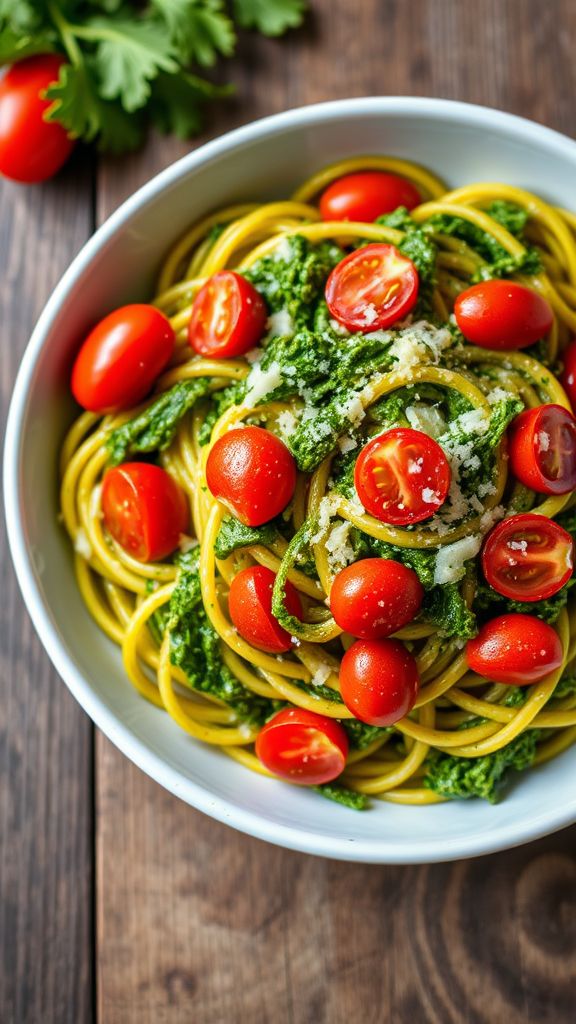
71, 304, 175, 413
330, 558, 424, 639
340, 638, 419, 726
206, 426, 297, 526
101, 463, 189, 562
508, 404, 576, 495
189, 271, 267, 358
466, 613, 563, 685
354, 427, 451, 525
454, 280, 553, 350
319, 171, 421, 223
482, 513, 574, 602
0, 55, 74, 184
325, 243, 419, 333
228, 565, 302, 654
256, 708, 349, 785
560, 340, 576, 410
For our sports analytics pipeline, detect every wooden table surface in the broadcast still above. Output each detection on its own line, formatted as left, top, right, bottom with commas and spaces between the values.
2, 2, 576, 1021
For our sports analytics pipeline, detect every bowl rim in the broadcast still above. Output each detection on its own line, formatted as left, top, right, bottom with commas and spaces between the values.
5, 95, 576, 864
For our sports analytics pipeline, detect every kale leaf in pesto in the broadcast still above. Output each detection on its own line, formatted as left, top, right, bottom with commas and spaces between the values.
422, 582, 477, 640
424, 729, 540, 803
313, 783, 369, 810
244, 235, 344, 329
168, 549, 282, 725
107, 378, 211, 465
214, 516, 281, 559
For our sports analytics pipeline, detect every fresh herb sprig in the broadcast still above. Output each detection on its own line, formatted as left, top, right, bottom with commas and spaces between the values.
0, 0, 307, 152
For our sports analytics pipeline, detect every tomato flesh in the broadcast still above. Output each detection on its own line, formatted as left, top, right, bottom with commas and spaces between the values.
189, 271, 267, 358
325, 243, 419, 333
560, 340, 576, 411
508, 404, 576, 495
101, 463, 189, 562
319, 171, 421, 222
454, 280, 553, 350
330, 558, 423, 639
0, 55, 74, 183
228, 565, 302, 654
206, 425, 297, 526
71, 304, 175, 413
354, 427, 451, 525
466, 613, 563, 685
340, 638, 419, 726
482, 513, 573, 602
256, 708, 349, 785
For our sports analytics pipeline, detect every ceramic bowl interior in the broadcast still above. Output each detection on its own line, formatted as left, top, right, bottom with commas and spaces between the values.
6, 97, 576, 863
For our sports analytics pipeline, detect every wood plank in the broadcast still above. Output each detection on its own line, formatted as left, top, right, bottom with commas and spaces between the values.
0, 151, 95, 1024
96, 1, 576, 1021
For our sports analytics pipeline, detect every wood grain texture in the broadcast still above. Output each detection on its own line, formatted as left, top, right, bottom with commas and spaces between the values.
0, 151, 95, 1024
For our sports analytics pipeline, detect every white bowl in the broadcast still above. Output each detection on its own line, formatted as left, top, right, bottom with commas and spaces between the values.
5, 97, 576, 863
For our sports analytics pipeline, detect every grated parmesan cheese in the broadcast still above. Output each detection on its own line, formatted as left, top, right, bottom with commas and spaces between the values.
272, 237, 293, 262
311, 663, 332, 687
433, 534, 482, 585
267, 309, 294, 338
334, 392, 366, 428
243, 360, 283, 407
325, 519, 355, 572
178, 534, 198, 554
338, 435, 358, 454
405, 403, 447, 439
388, 321, 452, 369
74, 528, 92, 560
276, 409, 298, 438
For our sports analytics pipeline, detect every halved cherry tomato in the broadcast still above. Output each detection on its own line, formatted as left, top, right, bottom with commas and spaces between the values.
454, 280, 553, 350
189, 271, 267, 358
466, 613, 563, 685
256, 708, 349, 785
508, 404, 576, 495
206, 426, 297, 526
319, 171, 421, 223
228, 565, 302, 654
101, 463, 189, 562
354, 427, 451, 525
340, 639, 419, 726
482, 513, 573, 602
325, 244, 419, 333
330, 558, 423, 639
0, 55, 74, 183
560, 340, 576, 411
71, 304, 175, 413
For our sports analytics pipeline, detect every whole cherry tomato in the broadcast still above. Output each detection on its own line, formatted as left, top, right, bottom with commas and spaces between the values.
319, 171, 421, 222
339, 638, 419, 726
189, 271, 267, 358
206, 426, 297, 526
330, 558, 423, 638
71, 304, 175, 413
466, 613, 563, 685
255, 708, 349, 785
508, 404, 576, 495
454, 280, 553, 350
101, 463, 189, 562
325, 244, 419, 333
0, 55, 74, 183
354, 427, 451, 525
482, 513, 573, 602
228, 565, 302, 654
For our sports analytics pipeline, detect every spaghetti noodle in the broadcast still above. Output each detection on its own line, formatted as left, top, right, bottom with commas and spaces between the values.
60, 156, 576, 808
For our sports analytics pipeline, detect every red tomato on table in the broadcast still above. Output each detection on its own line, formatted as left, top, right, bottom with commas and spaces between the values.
340, 638, 419, 726
454, 280, 553, 350
481, 513, 573, 602
189, 271, 267, 358
325, 244, 419, 333
330, 558, 423, 639
508, 404, 576, 495
71, 304, 175, 413
206, 426, 297, 526
0, 55, 74, 183
228, 565, 302, 654
319, 171, 421, 222
101, 463, 189, 562
256, 708, 349, 785
466, 613, 563, 685
354, 427, 451, 525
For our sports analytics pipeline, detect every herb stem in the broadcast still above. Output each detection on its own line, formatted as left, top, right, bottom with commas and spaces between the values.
47, 1, 83, 66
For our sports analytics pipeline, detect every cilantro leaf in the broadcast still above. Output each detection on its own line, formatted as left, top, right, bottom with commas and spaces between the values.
45, 60, 144, 152
0, 26, 57, 65
87, 16, 178, 111
152, 0, 235, 66
233, 0, 306, 35
0, 0, 45, 32
151, 70, 232, 138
